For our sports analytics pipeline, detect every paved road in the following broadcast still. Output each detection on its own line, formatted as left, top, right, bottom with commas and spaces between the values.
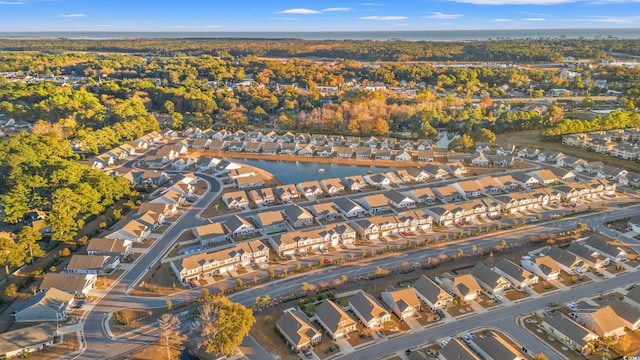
346, 270, 640, 360
75, 202, 640, 359
77, 172, 222, 360
72, 157, 640, 359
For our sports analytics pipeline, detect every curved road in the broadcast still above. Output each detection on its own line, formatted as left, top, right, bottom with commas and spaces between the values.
76, 172, 222, 360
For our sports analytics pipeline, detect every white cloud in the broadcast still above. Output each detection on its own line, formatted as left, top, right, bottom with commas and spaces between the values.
518, 11, 552, 17
0, 1, 25, 4
448, 0, 576, 4
360, 15, 408, 20
523, 17, 546, 21
59, 13, 86, 17
493, 18, 512, 22
278, 8, 320, 14
205, 25, 221, 28
323, 7, 351, 11
424, 12, 463, 19
361, 2, 382, 5
269, 17, 300, 21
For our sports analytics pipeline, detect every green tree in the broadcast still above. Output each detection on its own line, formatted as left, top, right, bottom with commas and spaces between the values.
235, 278, 243, 288
166, 300, 172, 311
473, 128, 496, 143
17, 226, 44, 264
533, 354, 548, 360
448, 134, 474, 150
164, 100, 175, 115
158, 313, 186, 360
0, 236, 25, 274
170, 112, 183, 130
194, 297, 255, 357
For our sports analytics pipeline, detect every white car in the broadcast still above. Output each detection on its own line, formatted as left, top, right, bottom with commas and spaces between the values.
496, 295, 505, 302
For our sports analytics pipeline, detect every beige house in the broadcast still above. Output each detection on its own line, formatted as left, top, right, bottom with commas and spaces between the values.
349, 291, 391, 328
275, 309, 321, 352
315, 300, 357, 339
381, 288, 422, 320
13, 288, 74, 323
412, 275, 453, 310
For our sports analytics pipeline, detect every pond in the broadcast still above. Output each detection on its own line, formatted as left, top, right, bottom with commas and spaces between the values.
227, 158, 394, 184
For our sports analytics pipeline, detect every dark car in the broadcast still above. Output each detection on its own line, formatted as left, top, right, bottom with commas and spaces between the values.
304, 349, 313, 359
436, 309, 446, 318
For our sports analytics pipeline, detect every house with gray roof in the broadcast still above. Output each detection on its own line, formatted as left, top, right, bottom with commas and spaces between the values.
13, 288, 74, 322
566, 243, 609, 269
349, 290, 391, 328
275, 309, 321, 352
39, 273, 96, 296
541, 247, 586, 275
0, 324, 54, 359
223, 215, 256, 237
470, 263, 512, 295
541, 313, 597, 354
66, 255, 119, 275
412, 275, 453, 310
492, 259, 538, 290
579, 237, 628, 263
467, 331, 526, 360
283, 204, 314, 227
315, 300, 357, 339
439, 338, 481, 360
332, 197, 366, 218
384, 190, 416, 209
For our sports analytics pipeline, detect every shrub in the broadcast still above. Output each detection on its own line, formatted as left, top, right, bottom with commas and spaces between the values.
4, 283, 18, 296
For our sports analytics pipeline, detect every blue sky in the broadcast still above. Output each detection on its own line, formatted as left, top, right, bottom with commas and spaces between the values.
1, 0, 640, 32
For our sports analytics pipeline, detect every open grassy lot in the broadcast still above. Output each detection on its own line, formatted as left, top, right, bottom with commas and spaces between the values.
128, 262, 186, 297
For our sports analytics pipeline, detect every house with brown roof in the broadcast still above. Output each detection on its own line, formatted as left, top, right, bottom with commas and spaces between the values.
247, 187, 275, 206
105, 219, 150, 243
412, 275, 453, 310
349, 291, 391, 328
66, 255, 119, 275
404, 187, 436, 204
193, 222, 227, 247
297, 181, 325, 199
342, 175, 367, 192
520, 255, 560, 281
356, 194, 391, 215
235, 174, 265, 189
382, 288, 422, 320
438, 274, 482, 302
274, 184, 299, 203
454, 180, 483, 198
432, 185, 463, 202
170, 240, 268, 282
276, 309, 321, 352
39, 273, 96, 295
86, 238, 132, 257
320, 178, 345, 196
308, 202, 340, 221
254, 210, 287, 233
315, 300, 357, 339
222, 190, 250, 210
572, 302, 629, 338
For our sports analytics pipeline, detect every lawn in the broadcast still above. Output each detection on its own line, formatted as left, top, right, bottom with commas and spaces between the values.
477, 294, 500, 309
108, 307, 167, 336
416, 311, 439, 326
381, 319, 410, 336
557, 272, 590, 287
112, 344, 182, 360
94, 269, 124, 290
530, 281, 557, 294
29, 332, 81, 360
250, 313, 300, 360
446, 304, 475, 317
612, 331, 640, 357
504, 290, 529, 301
347, 326, 374, 347
128, 262, 186, 297
522, 317, 585, 360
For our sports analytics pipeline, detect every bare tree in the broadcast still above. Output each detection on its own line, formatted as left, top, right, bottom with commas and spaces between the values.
158, 313, 186, 360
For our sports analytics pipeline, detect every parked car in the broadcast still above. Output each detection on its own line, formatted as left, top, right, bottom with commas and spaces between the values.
495, 295, 505, 302
436, 309, 446, 318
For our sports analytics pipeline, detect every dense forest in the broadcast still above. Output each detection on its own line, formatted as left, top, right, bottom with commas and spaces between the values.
0, 38, 634, 61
